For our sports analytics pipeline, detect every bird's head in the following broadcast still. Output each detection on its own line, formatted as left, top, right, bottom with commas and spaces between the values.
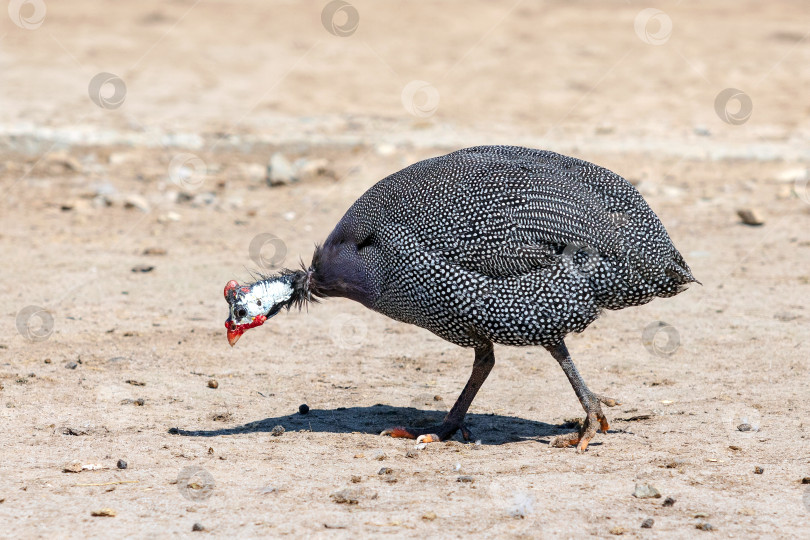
223, 275, 295, 346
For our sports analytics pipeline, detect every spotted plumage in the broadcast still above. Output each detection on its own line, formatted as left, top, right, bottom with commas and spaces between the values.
225, 145, 697, 450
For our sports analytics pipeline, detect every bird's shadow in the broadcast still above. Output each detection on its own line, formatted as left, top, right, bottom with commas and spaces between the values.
170, 404, 577, 445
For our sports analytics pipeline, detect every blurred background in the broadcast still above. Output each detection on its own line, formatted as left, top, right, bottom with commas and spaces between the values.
1, 1, 809, 537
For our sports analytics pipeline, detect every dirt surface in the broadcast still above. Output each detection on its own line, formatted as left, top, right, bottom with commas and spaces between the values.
2, 1, 810, 538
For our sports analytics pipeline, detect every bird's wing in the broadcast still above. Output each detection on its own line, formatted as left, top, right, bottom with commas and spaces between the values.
425, 154, 627, 278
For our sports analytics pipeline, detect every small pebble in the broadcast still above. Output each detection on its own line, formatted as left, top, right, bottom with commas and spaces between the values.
405, 449, 419, 459
192, 522, 204, 532
65, 362, 78, 370
641, 518, 654, 529
632, 484, 661, 499
378, 467, 393, 475
131, 265, 154, 273
90, 508, 116, 517
663, 497, 676, 507
207, 379, 218, 389
117, 460, 127, 470
696, 522, 714, 531
422, 511, 437, 521
373, 450, 387, 461
270, 425, 285, 437
754, 466, 764, 474
737, 423, 752, 432
736, 208, 764, 226
350, 475, 362, 483
457, 475, 474, 483
134, 398, 145, 406
609, 526, 626, 536
44, 359, 51, 364
298, 404, 309, 415
802, 477, 810, 484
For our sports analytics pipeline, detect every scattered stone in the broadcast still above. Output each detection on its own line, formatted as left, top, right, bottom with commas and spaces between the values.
45, 152, 82, 173
125, 380, 145, 386
267, 153, 297, 186
211, 412, 232, 422
405, 449, 419, 459
802, 477, 810, 484
91, 508, 116, 517
695, 522, 714, 531
63, 461, 84, 473
754, 466, 764, 474
414, 443, 427, 451
736, 208, 764, 226
609, 526, 626, 535
737, 423, 753, 432
207, 379, 218, 389
157, 211, 181, 223
65, 362, 78, 370
633, 484, 661, 499
373, 450, 387, 461
62, 427, 90, 436
192, 522, 204, 532
131, 265, 154, 273
270, 425, 285, 437
378, 467, 393, 475
117, 460, 127, 470
142, 247, 167, 256
663, 497, 676, 507
350, 475, 362, 483
294, 158, 334, 183
457, 475, 474, 483
44, 359, 51, 364
641, 518, 654, 528
433, 395, 443, 401
728, 445, 741, 451
298, 404, 309, 415
123, 194, 150, 212
330, 488, 361, 505
422, 511, 437, 521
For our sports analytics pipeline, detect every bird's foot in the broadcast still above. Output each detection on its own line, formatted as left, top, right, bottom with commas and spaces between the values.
381, 422, 472, 443
551, 393, 620, 453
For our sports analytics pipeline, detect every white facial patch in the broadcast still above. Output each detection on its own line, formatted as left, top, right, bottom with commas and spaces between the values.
240, 279, 294, 321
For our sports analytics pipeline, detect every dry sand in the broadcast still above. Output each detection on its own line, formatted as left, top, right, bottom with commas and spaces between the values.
1, 1, 809, 538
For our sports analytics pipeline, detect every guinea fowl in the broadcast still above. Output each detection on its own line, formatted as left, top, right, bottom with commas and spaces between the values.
224, 146, 697, 451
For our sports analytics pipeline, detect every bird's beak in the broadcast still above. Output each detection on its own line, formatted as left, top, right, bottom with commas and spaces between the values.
225, 314, 267, 347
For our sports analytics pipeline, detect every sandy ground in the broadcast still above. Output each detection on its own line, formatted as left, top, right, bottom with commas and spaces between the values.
1, 1, 810, 538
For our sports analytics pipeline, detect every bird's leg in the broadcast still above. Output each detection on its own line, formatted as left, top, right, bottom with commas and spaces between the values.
382, 343, 495, 443
545, 340, 620, 452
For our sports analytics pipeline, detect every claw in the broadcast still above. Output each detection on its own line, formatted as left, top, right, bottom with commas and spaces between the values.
380, 427, 415, 439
